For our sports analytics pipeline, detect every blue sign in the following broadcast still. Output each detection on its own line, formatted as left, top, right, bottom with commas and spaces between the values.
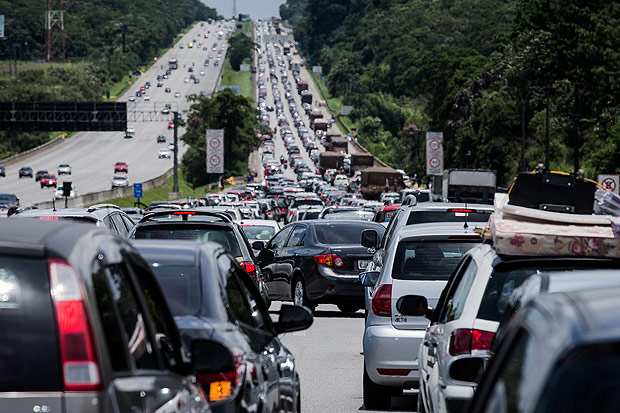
133, 183, 143, 199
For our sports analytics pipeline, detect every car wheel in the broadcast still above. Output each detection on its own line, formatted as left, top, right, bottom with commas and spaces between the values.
292, 276, 313, 310
363, 363, 392, 410
337, 302, 360, 313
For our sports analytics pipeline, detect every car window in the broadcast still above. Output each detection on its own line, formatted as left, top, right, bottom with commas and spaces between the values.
270, 226, 293, 249
382, 209, 402, 248
477, 267, 541, 322
392, 241, 478, 281
314, 222, 385, 245
0, 256, 62, 392
287, 225, 306, 247
110, 213, 128, 236
102, 215, 116, 232
442, 260, 478, 322
100, 264, 159, 370
241, 225, 276, 241
482, 328, 531, 413
121, 215, 136, 233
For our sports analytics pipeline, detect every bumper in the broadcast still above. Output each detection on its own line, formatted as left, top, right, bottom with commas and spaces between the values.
442, 385, 474, 413
363, 324, 424, 388
310, 266, 365, 303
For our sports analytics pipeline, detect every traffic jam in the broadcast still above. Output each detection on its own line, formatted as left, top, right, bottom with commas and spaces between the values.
1, 19, 620, 413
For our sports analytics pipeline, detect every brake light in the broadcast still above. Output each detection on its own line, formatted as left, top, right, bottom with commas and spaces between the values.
377, 368, 411, 376
371, 284, 392, 317
174, 211, 196, 215
48, 259, 101, 391
40, 216, 59, 220
449, 329, 495, 356
281, 209, 286, 213
289, 211, 294, 215
314, 254, 345, 268
197, 355, 243, 403
449, 209, 474, 213
239, 261, 258, 281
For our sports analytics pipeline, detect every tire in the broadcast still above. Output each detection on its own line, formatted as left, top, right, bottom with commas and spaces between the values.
337, 302, 361, 313
291, 276, 314, 310
363, 363, 392, 410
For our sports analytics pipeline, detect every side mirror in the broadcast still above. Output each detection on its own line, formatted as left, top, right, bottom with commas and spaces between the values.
274, 304, 313, 335
361, 229, 379, 249
191, 339, 234, 374
252, 240, 265, 251
359, 271, 380, 287
396, 295, 432, 319
257, 247, 274, 264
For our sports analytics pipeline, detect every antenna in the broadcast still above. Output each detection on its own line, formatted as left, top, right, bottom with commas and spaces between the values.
463, 201, 469, 229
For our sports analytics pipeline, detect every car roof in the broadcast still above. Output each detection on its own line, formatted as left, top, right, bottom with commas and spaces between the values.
395, 221, 484, 239
401, 202, 493, 211
235, 219, 279, 226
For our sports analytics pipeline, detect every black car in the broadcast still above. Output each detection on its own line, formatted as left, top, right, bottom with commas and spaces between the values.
0, 218, 212, 411
255, 220, 386, 312
18, 166, 33, 178
128, 210, 269, 304
35, 169, 49, 181
157, 135, 166, 143
0, 193, 19, 208
134, 240, 312, 413
0, 165, 5, 177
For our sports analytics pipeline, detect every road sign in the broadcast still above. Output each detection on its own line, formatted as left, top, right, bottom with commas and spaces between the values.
133, 183, 143, 199
312, 66, 322, 74
598, 174, 620, 195
240, 64, 251, 72
206, 129, 224, 174
0, 15, 4, 38
426, 132, 444, 175
341, 105, 354, 116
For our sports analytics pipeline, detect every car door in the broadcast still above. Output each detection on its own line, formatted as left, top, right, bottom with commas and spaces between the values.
259, 226, 293, 298
92, 259, 206, 413
279, 224, 307, 298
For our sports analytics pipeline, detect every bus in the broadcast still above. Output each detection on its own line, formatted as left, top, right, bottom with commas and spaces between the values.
168, 59, 178, 70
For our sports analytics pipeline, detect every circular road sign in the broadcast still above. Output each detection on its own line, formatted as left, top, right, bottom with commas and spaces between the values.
209, 155, 221, 167
429, 139, 441, 151
209, 137, 222, 149
602, 177, 617, 192
429, 157, 441, 168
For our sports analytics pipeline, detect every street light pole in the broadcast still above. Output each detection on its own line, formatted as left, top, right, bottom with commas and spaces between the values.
173, 111, 179, 193
545, 87, 550, 170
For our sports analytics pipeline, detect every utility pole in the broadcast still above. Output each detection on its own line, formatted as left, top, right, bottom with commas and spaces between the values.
545, 87, 551, 170
46, 0, 66, 62
573, 88, 581, 173
173, 111, 179, 193
233, 0, 237, 20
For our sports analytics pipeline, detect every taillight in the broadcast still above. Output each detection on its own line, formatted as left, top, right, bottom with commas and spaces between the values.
281, 209, 286, 213
239, 261, 258, 281
449, 329, 495, 356
371, 284, 392, 317
197, 355, 243, 403
314, 254, 345, 268
48, 259, 102, 391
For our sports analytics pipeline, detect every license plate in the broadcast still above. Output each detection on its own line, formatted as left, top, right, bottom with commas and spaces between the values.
358, 260, 370, 270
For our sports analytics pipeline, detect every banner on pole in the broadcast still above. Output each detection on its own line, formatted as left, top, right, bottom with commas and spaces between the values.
426, 132, 444, 175
206, 129, 224, 174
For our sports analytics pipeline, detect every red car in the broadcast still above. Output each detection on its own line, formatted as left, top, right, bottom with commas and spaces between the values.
114, 162, 128, 173
40, 174, 57, 188
168, 121, 175, 129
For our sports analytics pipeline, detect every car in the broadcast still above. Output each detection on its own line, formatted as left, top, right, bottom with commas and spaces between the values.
235, 219, 280, 254
135, 90, 142, 97
162, 107, 171, 114
18, 166, 33, 178
0, 193, 19, 208
57, 163, 71, 175
169, 142, 176, 151
40, 174, 57, 188
128, 210, 269, 304
133, 240, 313, 413
360, 222, 482, 409
255, 220, 386, 312
111, 175, 129, 188
0, 165, 4, 177
188, 66, 194, 72
184, 78, 190, 83
165, 87, 171, 93
333, 174, 349, 187
179, 44, 184, 49
128, 96, 136, 102
157, 135, 166, 143
144, 94, 150, 101
200, 70, 205, 76
175, 92, 181, 97
168, 121, 175, 129
114, 161, 128, 173
467, 286, 620, 413
35, 169, 49, 181
157, 81, 164, 87
0, 218, 211, 412
214, 60, 219, 67
158, 148, 171, 158
55, 184, 76, 199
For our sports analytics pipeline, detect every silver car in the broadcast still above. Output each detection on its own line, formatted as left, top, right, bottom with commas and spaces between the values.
111, 175, 129, 188
360, 223, 481, 409
57, 163, 71, 175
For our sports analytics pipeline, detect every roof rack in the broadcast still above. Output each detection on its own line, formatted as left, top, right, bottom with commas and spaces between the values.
139, 210, 234, 224
87, 204, 121, 213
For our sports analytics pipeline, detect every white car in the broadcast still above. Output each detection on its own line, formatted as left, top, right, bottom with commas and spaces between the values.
199, 71, 205, 76
144, 94, 150, 101
174, 92, 181, 98
158, 148, 171, 159
111, 175, 129, 188
184, 78, 189, 83
57, 163, 72, 175
128, 96, 136, 102
333, 174, 349, 187
54, 184, 76, 199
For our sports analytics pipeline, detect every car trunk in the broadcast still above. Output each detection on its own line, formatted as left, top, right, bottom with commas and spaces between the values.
325, 245, 375, 275
390, 279, 446, 330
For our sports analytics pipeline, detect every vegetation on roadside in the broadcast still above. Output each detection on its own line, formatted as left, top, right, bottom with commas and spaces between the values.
221, 60, 254, 101
281, 0, 620, 185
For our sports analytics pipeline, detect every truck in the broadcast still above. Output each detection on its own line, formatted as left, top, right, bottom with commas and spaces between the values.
283, 43, 291, 55
291, 59, 301, 72
328, 137, 348, 153
434, 169, 497, 204
301, 90, 312, 105
297, 80, 309, 93
319, 152, 345, 171
360, 167, 404, 199
312, 118, 329, 132
309, 110, 323, 122
351, 153, 374, 167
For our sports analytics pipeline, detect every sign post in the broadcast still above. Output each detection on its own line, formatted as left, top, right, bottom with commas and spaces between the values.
598, 174, 620, 195
426, 132, 444, 176
133, 183, 143, 202
206, 129, 224, 174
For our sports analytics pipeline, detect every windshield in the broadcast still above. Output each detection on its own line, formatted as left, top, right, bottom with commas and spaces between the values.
134, 225, 242, 257
241, 225, 276, 241
392, 241, 478, 280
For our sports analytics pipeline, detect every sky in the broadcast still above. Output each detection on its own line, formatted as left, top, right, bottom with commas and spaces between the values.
202, 0, 285, 20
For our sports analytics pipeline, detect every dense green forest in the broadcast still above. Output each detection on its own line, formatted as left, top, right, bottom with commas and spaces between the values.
0, 0, 216, 160
281, 0, 620, 184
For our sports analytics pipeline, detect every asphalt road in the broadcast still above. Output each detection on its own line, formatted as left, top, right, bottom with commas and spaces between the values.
0, 21, 232, 206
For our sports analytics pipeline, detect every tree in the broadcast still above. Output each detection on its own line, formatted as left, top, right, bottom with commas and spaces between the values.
227, 31, 255, 71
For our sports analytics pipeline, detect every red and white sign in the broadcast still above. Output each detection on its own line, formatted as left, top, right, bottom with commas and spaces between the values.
206, 129, 224, 174
426, 132, 444, 176
598, 174, 620, 195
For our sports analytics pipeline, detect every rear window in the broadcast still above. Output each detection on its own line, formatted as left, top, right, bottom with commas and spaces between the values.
241, 225, 276, 241
314, 223, 385, 245
150, 266, 201, 316
300, 210, 320, 220
375, 209, 397, 222
323, 210, 375, 221
292, 199, 323, 208
0, 256, 62, 391
406, 209, 491, 225
392, 241, 478, 280
134, 225, 242, 257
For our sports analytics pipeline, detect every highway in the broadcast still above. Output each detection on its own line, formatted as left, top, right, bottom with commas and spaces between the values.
0, 21, 233, 206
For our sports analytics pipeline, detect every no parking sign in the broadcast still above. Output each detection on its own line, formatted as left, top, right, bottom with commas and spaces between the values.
206, 129, 224, 174
598, 174, 620, 195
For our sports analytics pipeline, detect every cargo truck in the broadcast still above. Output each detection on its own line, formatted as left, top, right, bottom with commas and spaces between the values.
433, 169, 496, 204
319, 152, 345, 171
360, 167, 404, 199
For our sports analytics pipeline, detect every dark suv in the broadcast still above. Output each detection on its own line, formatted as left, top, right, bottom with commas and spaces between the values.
134, 240, 312, 413
0, 218, 212, 412
14, 204, 136, 237
128, 210, 269, 304
18, 166, 33, 178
